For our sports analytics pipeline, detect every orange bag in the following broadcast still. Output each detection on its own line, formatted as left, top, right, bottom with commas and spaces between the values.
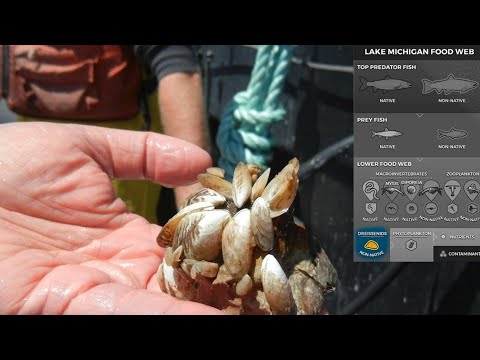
0, 45, 141, 121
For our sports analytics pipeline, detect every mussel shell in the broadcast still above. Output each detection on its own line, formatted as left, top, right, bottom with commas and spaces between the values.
157, 202, 214, 248
183, 188, 226, 208
250, 197, 274, 251
222, 209, 255, 279
206, 167, 226, 178
251, 168, 270, 203
261, 164, 298, 218
236, 274, 253, 296
175, 210, 231, 261
232, 162, 252, 208
261, 254, 295, 314
197, 173, 233, 199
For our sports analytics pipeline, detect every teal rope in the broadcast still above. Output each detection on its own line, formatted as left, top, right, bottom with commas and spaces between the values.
216, 45, 296, 179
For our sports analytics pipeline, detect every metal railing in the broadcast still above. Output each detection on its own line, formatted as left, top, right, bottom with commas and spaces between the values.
242, 45, 354, 74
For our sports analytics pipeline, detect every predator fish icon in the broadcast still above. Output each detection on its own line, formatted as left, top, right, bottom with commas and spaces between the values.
437, 127, 468, 140
371, 128, 403, 140
422, 74, 478, 95
360, 76, 412, 94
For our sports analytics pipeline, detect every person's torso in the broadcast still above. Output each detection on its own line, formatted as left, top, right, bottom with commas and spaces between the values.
0, 45, 142, 121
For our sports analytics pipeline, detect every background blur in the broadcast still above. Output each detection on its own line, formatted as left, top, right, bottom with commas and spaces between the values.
0, 100, 15, 124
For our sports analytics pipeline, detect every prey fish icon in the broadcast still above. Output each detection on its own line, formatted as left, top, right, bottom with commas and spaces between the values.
437, 127, 468, 140
371, 128, 403, 140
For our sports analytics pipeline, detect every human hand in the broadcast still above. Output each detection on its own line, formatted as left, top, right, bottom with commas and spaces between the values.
0, 122, 222, 315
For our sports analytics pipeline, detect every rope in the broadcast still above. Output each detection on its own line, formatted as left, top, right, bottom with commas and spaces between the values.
216, 45, 296, 179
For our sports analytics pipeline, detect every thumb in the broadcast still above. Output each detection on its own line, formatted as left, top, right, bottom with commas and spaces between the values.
74, 124, 212, 187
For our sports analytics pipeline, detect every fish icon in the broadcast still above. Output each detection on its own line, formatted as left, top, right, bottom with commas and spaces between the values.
371, 128, 403, 140
437, 127, 468, 140
360, 76, 412, 94
422, 74, 478, 95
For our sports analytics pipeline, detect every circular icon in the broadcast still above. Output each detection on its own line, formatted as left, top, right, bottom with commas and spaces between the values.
425, 202, 438, 215
464, 180, 480, 201
406, 239, 417, 251
447, 203, 458, 215
467, 203, 479, 215
385, 202, 398, 215
405, 202, 418, 215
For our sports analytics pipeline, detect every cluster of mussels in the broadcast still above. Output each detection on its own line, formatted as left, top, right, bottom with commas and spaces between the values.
156, 159, 337, 314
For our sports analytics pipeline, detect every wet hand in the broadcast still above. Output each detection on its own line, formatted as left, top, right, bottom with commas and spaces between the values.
0, 122, 221, 314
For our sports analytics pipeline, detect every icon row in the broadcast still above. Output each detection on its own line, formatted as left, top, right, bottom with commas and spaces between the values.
371, 126, 468, 141
365, 201, 478, 216
446, 203, 479, 215
359, 74, 478, 95
362, 179, 480, 202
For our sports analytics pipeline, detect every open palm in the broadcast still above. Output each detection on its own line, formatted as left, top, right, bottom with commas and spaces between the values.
0, 122, 221, 314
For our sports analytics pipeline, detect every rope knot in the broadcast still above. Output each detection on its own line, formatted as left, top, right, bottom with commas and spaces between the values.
216, 45, 296, 179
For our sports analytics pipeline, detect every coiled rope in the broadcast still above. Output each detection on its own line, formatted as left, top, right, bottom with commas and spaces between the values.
216, 45, 296, 179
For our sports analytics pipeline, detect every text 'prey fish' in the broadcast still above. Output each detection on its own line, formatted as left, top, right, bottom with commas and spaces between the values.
422, 74, 478, 95
360, 75, 412, 94
437, 127, 468, 140
372, 128, 403, 140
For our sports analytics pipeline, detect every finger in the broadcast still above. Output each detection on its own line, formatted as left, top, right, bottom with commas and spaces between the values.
73, 124, 212, 187
64, 283, 223, 315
